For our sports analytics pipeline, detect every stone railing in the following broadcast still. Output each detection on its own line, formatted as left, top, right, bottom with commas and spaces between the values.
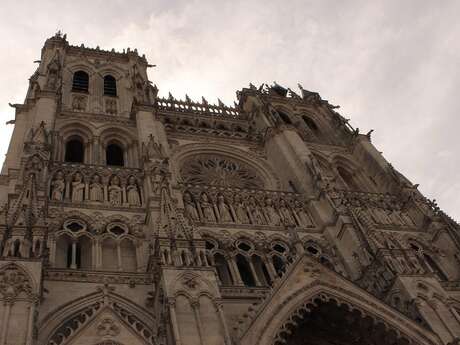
48, 162, 144, 208
157, 96, 243, 118
180, 184, 315, 229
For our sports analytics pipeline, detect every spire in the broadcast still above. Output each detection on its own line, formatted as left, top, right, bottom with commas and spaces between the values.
157, 186, 195, 240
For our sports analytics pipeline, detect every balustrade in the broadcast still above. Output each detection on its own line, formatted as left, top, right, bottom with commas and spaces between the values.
157, 96, 242, 118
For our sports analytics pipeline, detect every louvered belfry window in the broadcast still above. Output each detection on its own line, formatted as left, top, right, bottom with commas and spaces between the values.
72, 70, 89, 92
104, 75, 117, 96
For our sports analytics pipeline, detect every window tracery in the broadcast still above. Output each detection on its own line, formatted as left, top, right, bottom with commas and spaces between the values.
180, 155, 264, 189
203, 234, 293, 287
53, 216, 142, 271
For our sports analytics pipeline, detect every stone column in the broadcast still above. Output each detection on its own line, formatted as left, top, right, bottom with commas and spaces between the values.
122, 185, 127, 205
228, 255, 244, 286
93, 136, 101, 165
49, 238, 56, 267
191, 300, 204, 345
249, 259, 262, 286
168, 298, 182, 345
0, 300, 12, 345
117, 242, 123, 271
215, 300, 232, 345
95, 239, 102, 270
264, 256, 277, 282
70, 240, 77, 269
25, 296, 37, 345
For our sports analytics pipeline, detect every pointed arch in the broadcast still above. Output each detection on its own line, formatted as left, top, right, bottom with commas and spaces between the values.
171, 143, 281, 190
38, 289, 156, 345
0, 262, 36, 299
239, 256, 441, 345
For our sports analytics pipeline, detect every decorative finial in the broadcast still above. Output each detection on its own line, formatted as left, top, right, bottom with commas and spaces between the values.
366, 129, 374, 138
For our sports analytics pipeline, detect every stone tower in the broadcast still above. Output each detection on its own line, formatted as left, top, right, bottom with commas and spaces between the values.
0, 32, 459, 345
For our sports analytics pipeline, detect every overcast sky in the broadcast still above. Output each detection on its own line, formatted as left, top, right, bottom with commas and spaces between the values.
0, 0, 458, 220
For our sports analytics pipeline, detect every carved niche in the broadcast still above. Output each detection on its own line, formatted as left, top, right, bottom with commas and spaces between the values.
180, 154, 264, 189
0, 264, 33, 299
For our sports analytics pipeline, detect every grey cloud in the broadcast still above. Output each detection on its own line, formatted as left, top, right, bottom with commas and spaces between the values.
0, 0, 458, 218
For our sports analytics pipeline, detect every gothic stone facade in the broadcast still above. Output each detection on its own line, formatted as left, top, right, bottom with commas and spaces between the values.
0, 33, 459, 345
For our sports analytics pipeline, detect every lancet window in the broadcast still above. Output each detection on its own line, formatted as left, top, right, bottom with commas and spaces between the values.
337, 166, 358, 190
278, 110, 292, 125
205, 236, 292, 287
72, 70, 89, 92
64, 138, 85, 163
302, 115, 319, 133
304, 241, 336, 271
53, 219, 139, 272
214, 253, 233, 285
55, 234, 92, 269
106, 143, 124, 166
104, 75, 117, 96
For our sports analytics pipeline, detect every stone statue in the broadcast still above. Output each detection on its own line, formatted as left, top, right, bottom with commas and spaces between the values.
109, 176, 123, 206
234, 194, 250, 224
105, 99, 117, 115
199, 192, 216, 222
292, 200, 313, 227
217, 193, 233, 223
278, 199, 295, 225
2, 238, 14, 257
127, 176, 141, 206
148, 158, 169, 194
247, 196, 266, 225
45, 52, 61, 90
51, 171, 65, 201
183, 192, 199, 221
71, 172, 85, 202
263, 197, 281, 226
306, 153, 323, 180
89, 174, 104, 202
143, 134, 164, 162
72, 95, 86, 111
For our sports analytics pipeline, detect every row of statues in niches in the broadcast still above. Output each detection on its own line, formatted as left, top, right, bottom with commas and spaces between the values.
50, 171, 142, 207
183, 190, 315, 228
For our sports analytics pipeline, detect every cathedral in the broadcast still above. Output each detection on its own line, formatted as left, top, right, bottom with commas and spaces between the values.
0, 32, 459, 345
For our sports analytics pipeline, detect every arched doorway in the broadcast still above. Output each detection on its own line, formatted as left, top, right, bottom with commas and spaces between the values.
277, 297, 408, 345
65, 138, 85, 163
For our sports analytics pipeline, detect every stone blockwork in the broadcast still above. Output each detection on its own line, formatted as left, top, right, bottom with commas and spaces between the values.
0, 32, 459, 345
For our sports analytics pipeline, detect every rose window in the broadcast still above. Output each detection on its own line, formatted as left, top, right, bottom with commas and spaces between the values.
180, 155, 264, 189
